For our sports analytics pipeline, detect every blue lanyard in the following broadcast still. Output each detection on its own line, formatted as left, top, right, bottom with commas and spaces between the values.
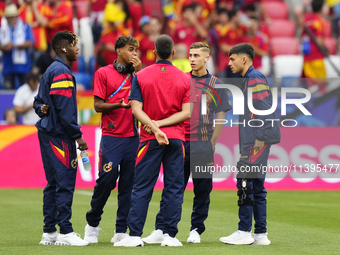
105, 74, 131, 103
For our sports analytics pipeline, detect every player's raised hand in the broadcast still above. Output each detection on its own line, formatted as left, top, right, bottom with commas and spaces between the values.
118, 98, 131, 109
155, 130, 169, 145
129, 56, 142, 72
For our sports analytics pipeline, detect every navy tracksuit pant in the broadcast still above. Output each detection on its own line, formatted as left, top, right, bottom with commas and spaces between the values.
38, 130, 78, 234
238, 143, 271, 233
86, 136, 139, 233
128, 139, 185, 238
155, 140, 214, 235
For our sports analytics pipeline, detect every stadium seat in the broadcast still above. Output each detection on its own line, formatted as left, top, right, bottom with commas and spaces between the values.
268, 20, 295, 38
72, 18, 79, 38
324, 37, 338, 55
273, 55, 304, 78
89, 56, 96, 77
270, 37, 300, 58
77, 56, 86, 73
73, 72, 91, 90
79, 17, 94, 63
325, 55, 340, 78
264, 2, 289, 20
258, 55, 271, 77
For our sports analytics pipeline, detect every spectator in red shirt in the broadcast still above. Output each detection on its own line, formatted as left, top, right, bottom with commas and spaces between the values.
302, 0, 327, 93
173, 3, 208, 51
45, 0, 73, 45
87, 0, 107, 44
126, 0, 151, 37
19, 0, 50, 62
139, 17, 162, 67
242, 16, 268, 70
212, 8, 230, 76
95, 3, 127, 69
219, 9, 247, 77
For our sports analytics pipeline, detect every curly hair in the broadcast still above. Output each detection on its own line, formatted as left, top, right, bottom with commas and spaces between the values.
114, 36, 139, 52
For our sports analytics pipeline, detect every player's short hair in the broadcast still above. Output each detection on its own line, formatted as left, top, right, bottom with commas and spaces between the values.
51, 31, 78, 52
155, 34, 174, 60
190, 42, 210, 54
115, 36, 139, 52
229, 43, 255, 60
312, 0, 324, 13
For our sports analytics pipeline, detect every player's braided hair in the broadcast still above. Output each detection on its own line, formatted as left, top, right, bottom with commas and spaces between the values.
115, 36, 139, 52
51, 31, 78, 52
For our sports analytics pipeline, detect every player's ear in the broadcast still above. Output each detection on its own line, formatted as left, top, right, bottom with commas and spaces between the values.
242, 56, 247, 65
172, 49, 176, 56
205, 55, 210, 63
116, 48, 121, 56
153, 50, 157, 57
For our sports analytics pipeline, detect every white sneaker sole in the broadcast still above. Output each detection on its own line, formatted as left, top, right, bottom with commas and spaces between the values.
55, 241, 89, 246
84, 238, 98, 244
219, 238, 254, 245
141, 238, 164, 244
161, 243, 183, 247
113, 242, 144, 247
187, 239, 201, 243
39, 241, 55, 245
253, 240, 271, 245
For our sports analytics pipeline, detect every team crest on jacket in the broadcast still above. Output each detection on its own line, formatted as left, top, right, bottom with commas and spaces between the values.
103, 162, 113, 172
71, 158, 78, 169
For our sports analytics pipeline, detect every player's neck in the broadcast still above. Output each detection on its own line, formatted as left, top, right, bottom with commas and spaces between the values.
58, 55, 71, 66
192, 66, 207, 77
156, 56, 172, 63
241, 63, 252, 77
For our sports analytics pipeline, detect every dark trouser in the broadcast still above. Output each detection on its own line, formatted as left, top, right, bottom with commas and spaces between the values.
155, 141, 214, 235
38, 130, 78, 234
237, 143, 271, 233
86, 136, 139, 233
128, 139, 185, 238
3, 73, 26, 89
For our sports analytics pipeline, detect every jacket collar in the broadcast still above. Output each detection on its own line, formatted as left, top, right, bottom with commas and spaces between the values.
55, 56, 71, 70
243, 65, 254, 78
155, 60, 173, 65
190, 70, 210, 80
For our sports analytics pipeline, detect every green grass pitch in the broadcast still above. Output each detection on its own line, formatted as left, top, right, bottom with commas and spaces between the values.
0, 189, 339, 255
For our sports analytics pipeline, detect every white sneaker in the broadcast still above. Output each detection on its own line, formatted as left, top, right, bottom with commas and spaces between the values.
55, 232, 89, 246
219, 230, 254, 245
141, 229, 164, 244
187, 228, 201, 243
39, 231, 58, 245
84, 224, 103, 243
253, 233, 271, 245
161, 234, 183, 247
111, 231, 129, 243
113, 235, 144, 247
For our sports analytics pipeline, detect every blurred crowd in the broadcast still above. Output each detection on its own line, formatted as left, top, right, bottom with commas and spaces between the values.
1, 0, 340, 123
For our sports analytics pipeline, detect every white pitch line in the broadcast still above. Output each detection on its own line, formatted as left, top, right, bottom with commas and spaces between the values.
75, 190, 93, 196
